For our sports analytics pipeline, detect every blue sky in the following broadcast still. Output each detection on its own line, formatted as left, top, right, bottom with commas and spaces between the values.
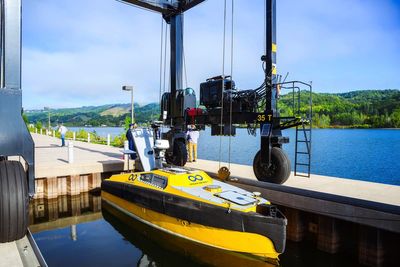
22, 0, 400, 109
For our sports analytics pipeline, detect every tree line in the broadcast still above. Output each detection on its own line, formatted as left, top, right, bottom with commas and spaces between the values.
278, 89, 400, 128
26, 90, 400, 129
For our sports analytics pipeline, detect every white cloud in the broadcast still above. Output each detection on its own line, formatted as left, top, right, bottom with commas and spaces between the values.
22, 0, 400, 109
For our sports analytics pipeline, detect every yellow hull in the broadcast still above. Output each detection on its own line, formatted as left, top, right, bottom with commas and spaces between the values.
102, 191, 280, 260
102, 199, 278, 267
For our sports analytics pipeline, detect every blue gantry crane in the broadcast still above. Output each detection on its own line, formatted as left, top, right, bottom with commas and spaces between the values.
0, 0, 312, 243
0, 0, 35, 242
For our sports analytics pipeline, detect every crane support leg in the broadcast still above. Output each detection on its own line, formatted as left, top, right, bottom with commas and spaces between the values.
0, 0, 34, 242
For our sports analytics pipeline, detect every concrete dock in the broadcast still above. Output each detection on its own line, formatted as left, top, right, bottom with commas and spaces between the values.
187, 159, 400, 206
32, 133, 132, 199
33, 133, 128, 179
0, 230, 46, 267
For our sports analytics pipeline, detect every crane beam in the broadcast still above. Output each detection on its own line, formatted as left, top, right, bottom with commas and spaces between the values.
120, 0, 205, 15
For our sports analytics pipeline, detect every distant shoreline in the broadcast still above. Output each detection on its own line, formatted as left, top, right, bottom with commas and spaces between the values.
65, 125, 400, 130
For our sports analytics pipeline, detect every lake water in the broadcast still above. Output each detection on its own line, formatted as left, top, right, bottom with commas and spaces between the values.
196, 128, 400, 185
69, 127, 400, 185
69, 127, 124, 139
31, 194, 359, 267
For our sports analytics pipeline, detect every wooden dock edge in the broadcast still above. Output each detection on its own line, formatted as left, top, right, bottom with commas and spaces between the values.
228, 176, 400, 233
33, 172, 114, 199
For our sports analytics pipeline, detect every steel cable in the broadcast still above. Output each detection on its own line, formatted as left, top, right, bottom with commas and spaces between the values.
218, 0, 227, 169
159, 17, 164, 103
163, 23, 168, 94
228, 0, 235, 169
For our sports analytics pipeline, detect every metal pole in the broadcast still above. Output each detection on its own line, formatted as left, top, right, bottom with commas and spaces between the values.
124, 140, 129, 170
265, 0, 276, 112
0, 0, 4, 88
260, 0, 277, 165
131, 88, 134, 123
169, 14, 184, 121
122, 85, 134, 123
68, 142, 74, 164
48, 110, 50, 130
0, 0, 21, 89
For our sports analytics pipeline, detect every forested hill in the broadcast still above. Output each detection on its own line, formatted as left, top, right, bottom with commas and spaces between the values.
279, 89, 400, 127
25, 90, 400, 128
25, 103, 160, 127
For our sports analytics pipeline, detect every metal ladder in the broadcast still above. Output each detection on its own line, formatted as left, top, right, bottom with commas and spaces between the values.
277, 80, 313, 177
294, 119, 312, 177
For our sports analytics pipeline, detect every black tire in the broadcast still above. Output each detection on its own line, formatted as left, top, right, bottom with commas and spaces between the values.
0, 161, 29, 243
165, 140, 188, 166
253, 147, 291, 184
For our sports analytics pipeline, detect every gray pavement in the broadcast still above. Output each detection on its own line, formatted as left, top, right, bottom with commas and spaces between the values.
186, 159, 400, 206
0, 241, 23, 267
32, 133, 130, 178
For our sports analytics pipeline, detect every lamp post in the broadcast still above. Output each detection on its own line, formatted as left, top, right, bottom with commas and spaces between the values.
44, 106, 50, 130
122, 85, 135, 124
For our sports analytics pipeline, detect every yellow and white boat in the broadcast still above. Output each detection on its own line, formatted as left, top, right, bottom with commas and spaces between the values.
101, 167, 287, 262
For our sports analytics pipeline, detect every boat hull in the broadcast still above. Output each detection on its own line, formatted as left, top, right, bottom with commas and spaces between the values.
102, 179, 286, 259
102, 200, 278, 267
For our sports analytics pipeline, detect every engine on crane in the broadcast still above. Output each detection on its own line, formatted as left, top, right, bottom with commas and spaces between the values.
200, 75, 263, 114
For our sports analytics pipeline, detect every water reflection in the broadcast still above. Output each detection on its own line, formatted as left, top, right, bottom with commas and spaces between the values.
29, 193, 102, 248
29, 193, 101, 225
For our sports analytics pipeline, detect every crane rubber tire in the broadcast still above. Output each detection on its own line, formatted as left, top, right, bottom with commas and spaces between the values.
165, 140, 188, 166
0, 160, 29, 243
253, 147, 291, 184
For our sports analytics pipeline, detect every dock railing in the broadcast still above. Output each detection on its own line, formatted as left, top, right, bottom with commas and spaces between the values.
28, 126, 125, 147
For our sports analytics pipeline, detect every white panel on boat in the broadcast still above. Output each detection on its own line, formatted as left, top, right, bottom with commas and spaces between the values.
216, 191, 257, 206
212, 180, 268, 204
132, 128, 155, 171
173, 179, 268, 210
172, 185, 227, 205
